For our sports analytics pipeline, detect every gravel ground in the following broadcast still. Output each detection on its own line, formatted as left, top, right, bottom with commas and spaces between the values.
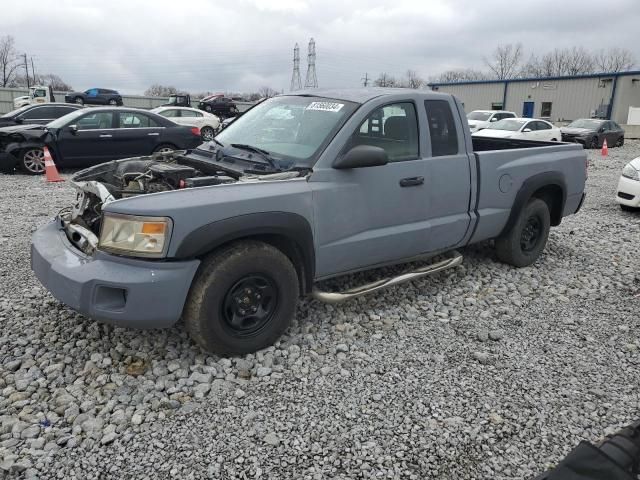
1, 142, 639, 479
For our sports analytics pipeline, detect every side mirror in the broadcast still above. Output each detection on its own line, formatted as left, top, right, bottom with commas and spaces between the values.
522, 128, 532, 133
14, 117, 23, 124
333, 145, 388, 169
490, 117, 498, 122
68, 124, 78, 134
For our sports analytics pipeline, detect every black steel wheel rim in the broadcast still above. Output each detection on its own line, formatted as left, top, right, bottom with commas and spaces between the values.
221, 274, 278, 337
521, 215, 542, 252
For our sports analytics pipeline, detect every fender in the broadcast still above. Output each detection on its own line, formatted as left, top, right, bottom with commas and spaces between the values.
173, 212, 315, 293
499, 171, 567, 237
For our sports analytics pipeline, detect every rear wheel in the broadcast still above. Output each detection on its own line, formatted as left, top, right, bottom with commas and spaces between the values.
200, 126, 215, 142
616, 136, 624, 147
620, 204, 638, 212
495, 198, 551, 267
108, 99, 117, 106
184, 240, 299, 355
153, 144, 176, 154
21, 148, 46, 175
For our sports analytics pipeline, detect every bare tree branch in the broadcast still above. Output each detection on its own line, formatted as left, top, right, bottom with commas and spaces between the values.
0, 35, 21, 87
483, 43, 523, 79
595, 47, 636, 72
373, 73, 397, 87
144, 84, 178, 97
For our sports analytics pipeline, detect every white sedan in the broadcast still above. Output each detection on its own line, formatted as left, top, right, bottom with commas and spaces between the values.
151, 106, 220, 142
472, 118, 561, 142
616, 156, 640, 211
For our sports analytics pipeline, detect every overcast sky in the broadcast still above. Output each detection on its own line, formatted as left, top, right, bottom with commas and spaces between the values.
3, 0, 640, 94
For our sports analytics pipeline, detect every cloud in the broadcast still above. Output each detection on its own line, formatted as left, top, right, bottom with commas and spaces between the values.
2, 0, 639, 94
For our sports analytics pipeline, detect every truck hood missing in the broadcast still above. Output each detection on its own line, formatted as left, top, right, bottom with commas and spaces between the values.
63, 149, 306, 254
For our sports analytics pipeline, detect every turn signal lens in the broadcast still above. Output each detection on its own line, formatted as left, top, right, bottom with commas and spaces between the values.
141, 222, 166, 234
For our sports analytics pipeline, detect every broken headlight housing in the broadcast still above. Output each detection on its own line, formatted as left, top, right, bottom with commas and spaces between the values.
98, 213, 172, 258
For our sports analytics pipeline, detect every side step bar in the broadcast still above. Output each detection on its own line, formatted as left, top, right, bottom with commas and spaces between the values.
311, 251, 463, 304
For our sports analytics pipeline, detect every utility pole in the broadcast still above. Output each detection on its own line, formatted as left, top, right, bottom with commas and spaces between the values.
30, 57, 36, 83
362, 73, 370, 87
23, 53, 30, 88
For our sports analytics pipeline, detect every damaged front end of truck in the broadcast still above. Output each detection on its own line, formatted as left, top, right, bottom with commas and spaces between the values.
60, 147, 307, 255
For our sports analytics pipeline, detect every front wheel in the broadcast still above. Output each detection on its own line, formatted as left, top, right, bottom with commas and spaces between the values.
616, 136, 624, 147
495, 198, 551, 267
620, 204, 638, 212
184, 240, 299, 355
589, 137, 599, 149
74, 97, 84, 105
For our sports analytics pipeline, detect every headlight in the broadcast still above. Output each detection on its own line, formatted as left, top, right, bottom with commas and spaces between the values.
99, 213, 172, 258
622, 164, 640, 181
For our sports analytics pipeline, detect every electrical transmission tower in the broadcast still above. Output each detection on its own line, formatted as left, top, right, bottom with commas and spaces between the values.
290, 43, 302, 91
304, 38, 318, 88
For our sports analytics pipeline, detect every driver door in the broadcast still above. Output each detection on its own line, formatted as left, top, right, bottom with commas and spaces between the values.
56, 111, 118, 166
310, 102, 429, 278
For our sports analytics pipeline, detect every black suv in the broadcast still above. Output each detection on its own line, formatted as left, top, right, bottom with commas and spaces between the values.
197, 95, 238, 118
64, 88, 123, 106
0, 104, 83, 128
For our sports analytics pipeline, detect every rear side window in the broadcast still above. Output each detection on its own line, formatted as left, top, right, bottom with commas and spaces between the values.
181, 110, 203, 118
424, 100, 458, 156
160, 109, 179, 118
19, 108, 46, 120
535, 121, 551, 130
351, 102, 419, 162
119, 112, 159, 128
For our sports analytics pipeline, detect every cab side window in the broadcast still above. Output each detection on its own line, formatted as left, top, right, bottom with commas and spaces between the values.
350, 102, 419, 162
424, 100, 459, 156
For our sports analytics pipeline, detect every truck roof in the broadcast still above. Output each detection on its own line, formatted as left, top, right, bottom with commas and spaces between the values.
286, 88, 452, 104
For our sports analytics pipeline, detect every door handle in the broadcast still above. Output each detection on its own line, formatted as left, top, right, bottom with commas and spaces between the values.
99, 134, 112, 138
148, 132, 160, 136
399, 176, 424, 187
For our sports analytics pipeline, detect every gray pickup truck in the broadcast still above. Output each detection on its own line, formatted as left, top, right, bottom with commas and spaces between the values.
31, 89, 587, 354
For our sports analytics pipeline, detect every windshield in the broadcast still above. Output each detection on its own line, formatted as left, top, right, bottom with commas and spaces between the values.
167, 96, 180, 104
567, 119, 603, 129
487, 119, 527, 131
1, 105, 31, 118
214, 96, 358, 165
47, 109, 87, 128
467, 111, 492, 121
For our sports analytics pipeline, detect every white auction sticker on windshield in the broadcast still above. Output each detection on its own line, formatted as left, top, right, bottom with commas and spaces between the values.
306, 101, 344, 112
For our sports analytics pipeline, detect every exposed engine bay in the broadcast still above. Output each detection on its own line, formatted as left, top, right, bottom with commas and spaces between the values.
61, 150, 305, 254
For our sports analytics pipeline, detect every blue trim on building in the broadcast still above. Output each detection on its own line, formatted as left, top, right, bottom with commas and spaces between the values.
607, 75, 619, 120
502, 81, 508, 109
428, 70, 640, 87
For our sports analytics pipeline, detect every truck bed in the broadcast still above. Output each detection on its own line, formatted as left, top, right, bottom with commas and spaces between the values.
469, 140, 586, 244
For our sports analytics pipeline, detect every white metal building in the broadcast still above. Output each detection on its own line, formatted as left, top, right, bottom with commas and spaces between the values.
428, 70, 640, 125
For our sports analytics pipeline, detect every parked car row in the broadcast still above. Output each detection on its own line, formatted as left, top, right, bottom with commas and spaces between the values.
0, 106, 203, 174
466, 109, 625, 149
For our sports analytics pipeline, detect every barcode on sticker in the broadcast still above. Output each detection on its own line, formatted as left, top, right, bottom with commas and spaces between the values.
306, 102, 344, 112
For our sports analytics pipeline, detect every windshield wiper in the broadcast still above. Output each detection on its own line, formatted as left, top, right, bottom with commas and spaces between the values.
230, 143, 278, 169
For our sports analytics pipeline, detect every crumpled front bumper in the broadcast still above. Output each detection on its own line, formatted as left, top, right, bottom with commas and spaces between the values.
0, 151, 19, 173
31, 219, 200, 328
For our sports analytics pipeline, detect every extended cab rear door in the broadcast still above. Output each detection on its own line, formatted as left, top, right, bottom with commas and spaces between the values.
421, 98, 473, 252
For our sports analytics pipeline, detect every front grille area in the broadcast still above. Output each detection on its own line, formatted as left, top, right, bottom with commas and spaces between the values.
617, 191, 634, 200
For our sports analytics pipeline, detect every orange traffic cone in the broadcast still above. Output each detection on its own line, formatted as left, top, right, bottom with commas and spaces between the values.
43, 146, 64, 182
601, 138, 608, 157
